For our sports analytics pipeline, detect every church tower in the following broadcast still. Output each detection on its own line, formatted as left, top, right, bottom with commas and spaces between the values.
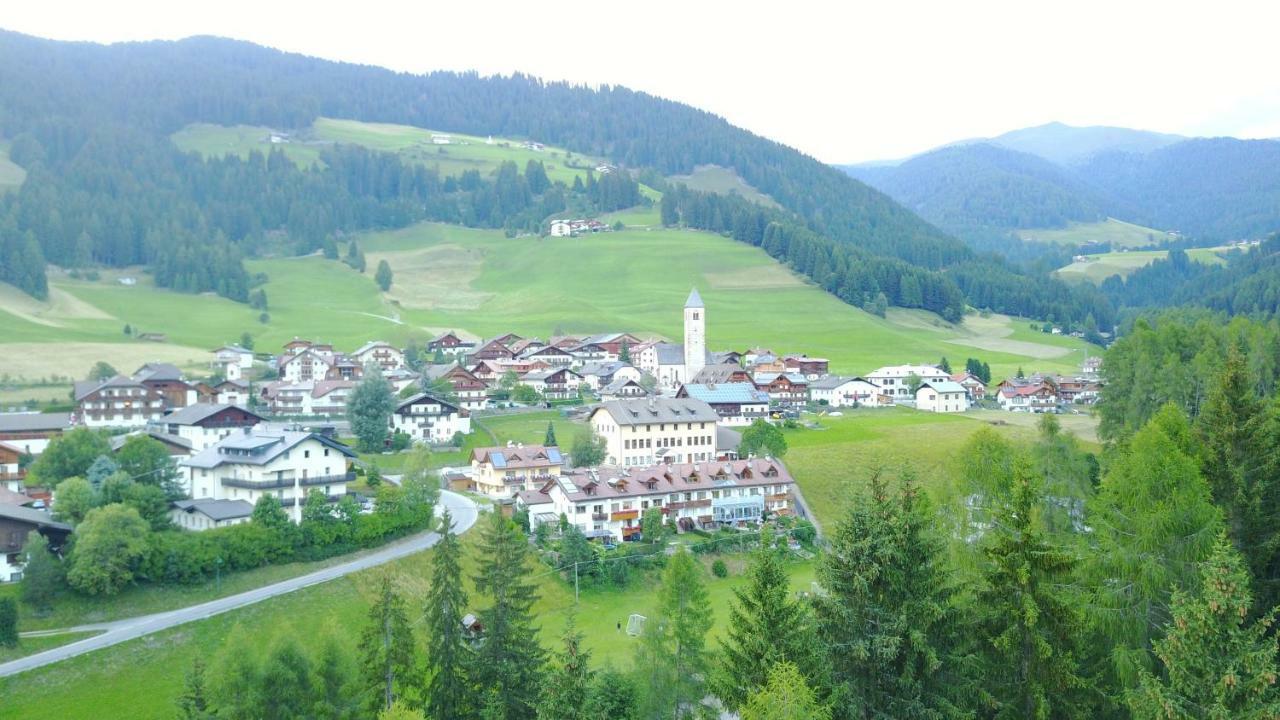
684, 288, 706, 381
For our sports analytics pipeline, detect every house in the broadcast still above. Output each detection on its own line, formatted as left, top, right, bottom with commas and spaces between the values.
0, 442, 25, 492
133, 363, 200, 410
471, 338, 517, 362
0, 412, 72, 457
508, 338, 545, 356
426, 331, 477, 356
170, 498, 255, 531
808, 376, 883, 407
743, 348, 774, 366
74, 375, 167, 428
515, 458, 797, 542
577, 361, 642, 391
384, 368, 423, 394
1054, 376, 1102, 405
600, 378, 650, 401
0, 504, 72, 582
589, 397, 720, 467
1081, 356, 1103, 379
391, 393, 472, 445
752, 372, 810, 409
550, 219, 611, 237
211, 379, 250, 406
431, 133, 452, 145
783, 355, 830, 379
916, 381, 969, 413
950, 372, 987, 402
352, 341, 406, 372
568, 342, 609, 365
519, 345, 576, 368
309, 380, 358, 416
278, 345, 336, 383
520, 368, 584, 401
691, 364, 754, 386
579, 333, 643, 360
422, 364, 489, 411
865, 365, 950, 399
158, 403, 267, 452
710, 350, 744, 366
996, 378, 1059, 413
550, 219, 572, 237
179, 428, 357, 523
259, 380, 357, 417
213, 344, 255, 370
470, 444, 564, 498
676, 383, 771, 426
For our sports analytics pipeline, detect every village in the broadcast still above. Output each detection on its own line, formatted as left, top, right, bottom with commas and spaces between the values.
0, 288, 1102, 583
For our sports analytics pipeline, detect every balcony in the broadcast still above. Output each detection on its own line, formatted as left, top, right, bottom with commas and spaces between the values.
610, 510, 639, 521
221, 471, 355, 490
591, 513, 608, 521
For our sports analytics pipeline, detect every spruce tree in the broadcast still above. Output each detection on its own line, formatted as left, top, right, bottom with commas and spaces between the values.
740, 662, 831, 720
376, 260, 394, 291
636, 548, 713, 719
423, 511, 472, 720
1128, 535, 1280, 719
18, 531, 64, 615
713, 526, 821, 711
472, 511, 545, 720
536, 617, 594, 720
359, 575, 416, 714
976, 456, 1083, 719
544, 422, 558, 447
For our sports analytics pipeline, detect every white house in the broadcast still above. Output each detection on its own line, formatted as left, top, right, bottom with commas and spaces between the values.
915, 381, 968, 413
808, 376, 883, 407
213, 345, 255, 369
520, 368, 584, 400
589, 397, 720, 467
157, 403, 267, 452
170, 498, 255, 531
391, 393, 471, 445
352, 341, 406, 372
179, 428, 357, 523
550, 219, 572, 237
212, 379, 250, 406
865, 364, 950, 399
515, 458, 798, 542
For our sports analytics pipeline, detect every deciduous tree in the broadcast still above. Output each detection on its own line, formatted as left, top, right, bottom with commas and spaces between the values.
66, 503, 150, 595
349, 369, 396, 452
739, 419, 787, 458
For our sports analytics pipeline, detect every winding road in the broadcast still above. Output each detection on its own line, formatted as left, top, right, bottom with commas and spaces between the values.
0, 490, 481, 678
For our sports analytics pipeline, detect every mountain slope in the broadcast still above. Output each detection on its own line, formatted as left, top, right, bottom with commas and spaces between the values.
986, 121, 1185, 166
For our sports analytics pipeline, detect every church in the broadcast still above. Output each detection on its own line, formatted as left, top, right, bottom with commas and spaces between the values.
636, 288, 713, 390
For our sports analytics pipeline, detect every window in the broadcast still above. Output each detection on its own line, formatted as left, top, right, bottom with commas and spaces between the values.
304, 449, 311, 458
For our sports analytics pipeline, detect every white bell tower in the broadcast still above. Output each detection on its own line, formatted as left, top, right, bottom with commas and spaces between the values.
684, 288, 706, 381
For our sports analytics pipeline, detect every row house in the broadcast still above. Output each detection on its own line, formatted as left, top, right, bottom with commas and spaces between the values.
391, 393, 471, 445
675, 383, 771, 426
520, 368, 584, 400
807, 376, 884, 407
589, 397, 720, 467
470, 444, 564, 498
865, 364, 950, 399
752, 372, 810, 409
422, 364, 490, 411
179, 427, 357, 523
515, 458, 797, 542
352, 341, 406, 372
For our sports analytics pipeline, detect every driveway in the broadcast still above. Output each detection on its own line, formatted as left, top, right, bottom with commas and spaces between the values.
0, 490, 480, 678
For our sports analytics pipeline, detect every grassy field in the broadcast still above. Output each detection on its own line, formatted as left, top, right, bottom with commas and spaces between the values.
0, 139, 27, 192
0, 524, 813, 720
1016, 217, 1173, 249
359, 410, 583, 472
170, 124, 323, 167
1055, 246, 1229, 284
669, 164, 779, 208
0, 221, 1097, 383
0, 631, 100, 664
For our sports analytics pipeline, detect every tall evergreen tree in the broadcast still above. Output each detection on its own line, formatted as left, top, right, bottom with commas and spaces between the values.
636, 548, 713, 719
714, 526, 822, 711
815, 470, 968, 720
976, 456, 1083, 719
544, 422, 558, 447
423, 510, 472, 720
536, 616, 594, 720
472, 511, 545, 720
376, 259, 394, 291
1128, 535, 1280, 719
18, 531, 64, 615
358, 575, 416, 714
740, 662, 832, 720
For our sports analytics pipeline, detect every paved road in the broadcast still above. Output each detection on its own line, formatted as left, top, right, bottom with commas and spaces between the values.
0, 490, 480, 678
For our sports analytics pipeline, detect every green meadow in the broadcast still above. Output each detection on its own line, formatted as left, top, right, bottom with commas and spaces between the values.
170, 123, 324, 167
668, 164, 779, 208
0, 139, 27, 192
1016, 217, 1173, 249
1055, 245, 1229, 284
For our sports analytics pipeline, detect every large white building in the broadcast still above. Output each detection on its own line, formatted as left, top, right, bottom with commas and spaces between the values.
515, 458, 798, 542
589, 396, 720, 467
391, 393, 471, 445
808, 376, 883, 407
156, 403, 266, 452
179, 428, 357, 523
865, 364, 950, 399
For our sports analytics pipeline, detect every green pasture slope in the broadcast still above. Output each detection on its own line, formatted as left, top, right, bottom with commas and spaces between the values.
1016, 217, 1174, 249
0, 140, 27, 192
1055, 246, 1230, 284
668, 164, 779, 208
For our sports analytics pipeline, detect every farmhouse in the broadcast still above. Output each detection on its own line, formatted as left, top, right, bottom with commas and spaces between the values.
74, 375, 167, 429
179, 427, 357, 523
865, 364, 950, 399
676, 383, 771, 426
752, 372, 810, 408
589, 397, 720, 467
996, 378, 1059, 413
515, 458, 797, 542
170, 498, 255, 531
949, 372, 987, 401
915, 381, 969, 413
0, 504, 72, 582
808, 376, 883, 407
422, 364, 490, 411
158, 403, 266, 452
0, 411, 73, 457
520, 368, 584, 400
470, 444, 564, 498
391, 393, 471, 445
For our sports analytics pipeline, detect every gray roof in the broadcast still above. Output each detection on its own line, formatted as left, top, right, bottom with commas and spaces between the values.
578, 361, 631, 378
110, 430, 192, 452
592, 397, 719, 426
679, 383, 770, 405
809, 376, 873, 390
691, 364, 747, 384
172, 498, 255, 521
919, 380, 968, 395
134, 363, 185, 382
0, 412, 73, 433
161, 403, 262, 426
654, 342, 685, 365
395, 392, 462, 415
0, 504, 72, 532
601, 377, 647, 395
685, 288, 704, 309
180, 429, 355, 470
75, 375, 145, 400
717, 426, 743, 453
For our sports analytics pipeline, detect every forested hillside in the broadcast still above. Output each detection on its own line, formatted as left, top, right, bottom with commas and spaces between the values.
0, 30, 1109, 328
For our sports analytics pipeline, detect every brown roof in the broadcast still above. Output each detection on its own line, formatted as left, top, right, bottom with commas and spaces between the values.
470, 445, 563, 470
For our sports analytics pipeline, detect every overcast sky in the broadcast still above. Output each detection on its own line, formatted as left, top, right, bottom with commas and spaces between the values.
7, 1, 1279, 163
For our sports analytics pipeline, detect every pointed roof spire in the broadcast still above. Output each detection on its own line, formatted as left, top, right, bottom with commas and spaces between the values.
685, 288, 704, 309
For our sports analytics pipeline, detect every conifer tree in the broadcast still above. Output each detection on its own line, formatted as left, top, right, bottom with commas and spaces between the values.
423, 511, 472, 720
536, 616, 594, 720
1128, 535, 1280, 719
740, 662, 831, 720
359, 575, 416, 714
176, 657, 214, 720
714, 526, 822, 711
376, 260, 394, 291
472, 511, 545, 720
636, 548, 713, 719
544, 422, 558, 447
18, 532, 64, 614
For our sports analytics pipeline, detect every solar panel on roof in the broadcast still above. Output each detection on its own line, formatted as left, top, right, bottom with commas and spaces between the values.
491, 452, 507, 468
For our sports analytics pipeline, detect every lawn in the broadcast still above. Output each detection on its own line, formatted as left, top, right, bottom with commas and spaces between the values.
1016, 217, 1174, 249
1055, 246, 1230, 284
170, 123, 323, 168
0, 521, 812, 719
668, 164, 779, 208
358, 410, 584, 472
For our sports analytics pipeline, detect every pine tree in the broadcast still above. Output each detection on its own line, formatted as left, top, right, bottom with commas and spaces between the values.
376, 259, 394, 291
1129, 534, 1280, 719
939, 356, 952, 374
312, 637, 360, 720
636, 548, 713, 719
976, 455, 1083, 719
423, 510, 472, 720
544, 422, 558, 447
472, 511, 545, 720
619, 340, 631, 364
358, 575, 416, 714
713, 526, 822, 711
176, 657, 214, 720
18, 531, 64, 614
536, 616, 594, 720
740, 662, 831, 720
815, 470, 966, 720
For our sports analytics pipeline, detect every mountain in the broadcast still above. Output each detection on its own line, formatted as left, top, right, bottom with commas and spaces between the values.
0, 30, 1113, 329
984, 121, 1185, 166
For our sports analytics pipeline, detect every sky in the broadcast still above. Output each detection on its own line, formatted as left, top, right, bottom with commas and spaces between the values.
5, 0, 1280, 163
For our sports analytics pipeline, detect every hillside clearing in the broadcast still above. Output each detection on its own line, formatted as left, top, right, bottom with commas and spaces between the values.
669, 164, 779, 208
1016, 217, 1173, 248
0, 140, 27, 192
0, 342, 211, 382
1054, 246, 1229, 284
170, 123, 323, 167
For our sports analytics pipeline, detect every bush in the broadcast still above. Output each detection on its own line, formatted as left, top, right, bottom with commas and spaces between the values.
711, 559, 728, 578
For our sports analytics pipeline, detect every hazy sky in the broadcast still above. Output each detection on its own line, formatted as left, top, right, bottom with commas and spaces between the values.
6, 1, 1280, 163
